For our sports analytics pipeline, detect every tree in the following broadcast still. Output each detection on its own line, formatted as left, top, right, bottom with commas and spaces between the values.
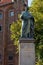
10, 19, 21, 53
30, 0, 43, 65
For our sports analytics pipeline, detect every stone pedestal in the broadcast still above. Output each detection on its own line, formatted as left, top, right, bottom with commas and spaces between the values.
19, 38, 35, 65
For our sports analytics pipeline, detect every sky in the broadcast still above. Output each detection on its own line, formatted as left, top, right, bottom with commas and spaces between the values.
28, 0, 33, 6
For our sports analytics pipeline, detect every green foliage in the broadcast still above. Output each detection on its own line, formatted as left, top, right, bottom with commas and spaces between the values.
10, 20, 21, 53
30, 0, 43, 65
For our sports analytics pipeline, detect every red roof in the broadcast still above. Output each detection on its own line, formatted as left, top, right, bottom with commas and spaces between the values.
0, 0, 12, 4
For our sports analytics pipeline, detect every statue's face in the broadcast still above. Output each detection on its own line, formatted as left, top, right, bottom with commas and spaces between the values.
23, 2, 27, 11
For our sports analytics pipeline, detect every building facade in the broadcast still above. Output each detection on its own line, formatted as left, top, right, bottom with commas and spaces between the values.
0, 0, 28, 65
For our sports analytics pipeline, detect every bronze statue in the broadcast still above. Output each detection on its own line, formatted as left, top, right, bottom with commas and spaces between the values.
20, 3, 34, 38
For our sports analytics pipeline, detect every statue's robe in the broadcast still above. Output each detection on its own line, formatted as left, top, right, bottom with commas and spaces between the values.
21, 11, 34, 38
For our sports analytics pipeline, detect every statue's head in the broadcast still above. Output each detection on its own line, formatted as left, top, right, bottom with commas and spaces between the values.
23, 2, 28, 11
23, 2, 29, 11
24, 3, 27, 7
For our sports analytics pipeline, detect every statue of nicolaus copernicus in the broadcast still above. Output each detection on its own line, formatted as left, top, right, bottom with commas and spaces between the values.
20, 3, 34, 38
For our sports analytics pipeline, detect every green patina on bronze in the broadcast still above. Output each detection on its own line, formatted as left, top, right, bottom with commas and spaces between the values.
20, 4, 34, 38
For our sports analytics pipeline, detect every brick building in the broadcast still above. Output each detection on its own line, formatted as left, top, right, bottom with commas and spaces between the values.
0, 0, 28, 65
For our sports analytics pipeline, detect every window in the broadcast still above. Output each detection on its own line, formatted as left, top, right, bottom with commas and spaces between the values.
0, 13, 3, 19
0, 26, 2, 31
9, 55, 13, 60
9, 11, 14, 17
8, 53, 13, 60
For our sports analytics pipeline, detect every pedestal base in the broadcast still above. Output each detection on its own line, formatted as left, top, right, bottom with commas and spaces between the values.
19, 38, 35, 65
